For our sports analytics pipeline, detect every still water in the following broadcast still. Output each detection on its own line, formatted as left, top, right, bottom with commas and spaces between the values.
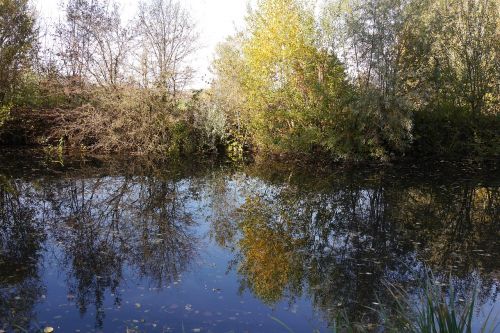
0, 153, 499, 332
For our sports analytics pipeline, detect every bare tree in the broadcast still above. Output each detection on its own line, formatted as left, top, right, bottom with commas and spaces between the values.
55, 0, 133, 88
86, 3, 134, 88
137, 0, 198, 98
55, 0, 100, 82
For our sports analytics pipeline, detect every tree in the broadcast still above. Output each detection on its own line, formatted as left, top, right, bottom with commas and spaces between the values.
0, 0, 37, 104
87, 3, 133, 88
398, 0, 499, 115
211, 34, 247, 137
55, 0, 100, 82
212, 0, 415, 159
136, 0, 198, 98
55, 0, 133, 88
235, 0, 350, 155
321, 0, 414, 158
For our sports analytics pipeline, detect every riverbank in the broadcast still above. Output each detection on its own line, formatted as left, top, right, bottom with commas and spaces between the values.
1, 105, 498, 164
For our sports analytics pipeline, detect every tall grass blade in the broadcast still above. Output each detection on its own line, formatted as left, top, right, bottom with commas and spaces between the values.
269, 315, 295, 333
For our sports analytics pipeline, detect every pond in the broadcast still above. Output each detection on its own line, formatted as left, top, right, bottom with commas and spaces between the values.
0, 152, 499, 332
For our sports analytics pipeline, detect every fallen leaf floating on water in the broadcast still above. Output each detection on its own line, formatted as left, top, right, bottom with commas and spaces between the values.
44, 327, 54, 333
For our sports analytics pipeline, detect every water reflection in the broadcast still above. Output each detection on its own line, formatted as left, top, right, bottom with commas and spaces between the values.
0, 176, 46, 330
0, 156, 498, 331
210, 164, 499, 326
41, 175, 199, 329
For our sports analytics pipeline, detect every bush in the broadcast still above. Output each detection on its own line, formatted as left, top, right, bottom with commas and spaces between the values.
412, 106, 500, 159
10, 71, 76, 109
0, 103, 11, 129
55, 88, 221, 157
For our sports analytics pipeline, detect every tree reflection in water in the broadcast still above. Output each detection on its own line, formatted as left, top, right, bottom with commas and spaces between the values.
0, 158, 498, 331
209, 164, 499, 326
43, 174, 198, 328
0, 176, 46, 331
0, 158, 201, 329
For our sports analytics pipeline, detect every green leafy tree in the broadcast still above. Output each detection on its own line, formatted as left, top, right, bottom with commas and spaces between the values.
210, 33, 248, 148
398, 0, 499, 116
321, 0, 414, 159
0, 0, 37, 105
212, 0, 415, 160
241, 0, 350, 154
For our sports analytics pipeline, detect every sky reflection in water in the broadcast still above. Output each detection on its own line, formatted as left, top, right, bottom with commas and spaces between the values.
0, 155, 498, 332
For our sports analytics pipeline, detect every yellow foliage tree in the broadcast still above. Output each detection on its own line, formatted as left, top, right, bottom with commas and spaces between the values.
240, 0, 350, 154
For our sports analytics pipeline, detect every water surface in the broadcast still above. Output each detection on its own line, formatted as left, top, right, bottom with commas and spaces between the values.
0, 153, 499, 332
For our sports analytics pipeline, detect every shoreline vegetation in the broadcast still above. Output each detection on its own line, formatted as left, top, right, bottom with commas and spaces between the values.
0, 0, 498, 163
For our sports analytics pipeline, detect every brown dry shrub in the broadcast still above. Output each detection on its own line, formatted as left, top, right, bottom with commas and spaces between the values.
58, 87, 203, 155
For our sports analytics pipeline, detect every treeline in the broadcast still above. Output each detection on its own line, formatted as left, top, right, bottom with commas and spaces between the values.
1, 0, 217, 156
0, 0, 498, 161
211, 0, 499, 160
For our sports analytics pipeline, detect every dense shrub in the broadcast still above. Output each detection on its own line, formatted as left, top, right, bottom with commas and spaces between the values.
412, 107, 500, 159
54, 88, 218, 156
